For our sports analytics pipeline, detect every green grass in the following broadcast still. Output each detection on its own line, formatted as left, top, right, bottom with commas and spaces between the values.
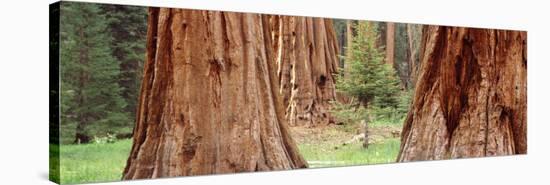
369, 118, 404, 127
299, 138, 400, 168
58, 139, 132, 184
54, 131, 400, 184
49, 144, 60, 183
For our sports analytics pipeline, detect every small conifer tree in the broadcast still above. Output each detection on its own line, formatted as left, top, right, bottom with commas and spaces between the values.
337, 21, 401, 110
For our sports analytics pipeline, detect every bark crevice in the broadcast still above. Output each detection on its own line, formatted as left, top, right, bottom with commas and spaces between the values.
398, 26, 526, 162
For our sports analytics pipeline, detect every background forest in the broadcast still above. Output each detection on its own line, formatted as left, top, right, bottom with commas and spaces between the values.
55, 2, 420, 184
59, 3, 146, 144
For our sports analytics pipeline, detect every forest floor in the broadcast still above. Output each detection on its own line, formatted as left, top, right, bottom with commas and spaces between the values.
291, 120, 403, 168
54, 120, 403, 184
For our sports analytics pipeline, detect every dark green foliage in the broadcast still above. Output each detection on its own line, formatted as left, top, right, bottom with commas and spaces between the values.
369, 89, 412, 122
101, 4, 147, 125
50, 2, 61, 145
337, 22, 401, 109
60, 2, 130, 144
396, 89, 413, 115
59, 2, 147, 144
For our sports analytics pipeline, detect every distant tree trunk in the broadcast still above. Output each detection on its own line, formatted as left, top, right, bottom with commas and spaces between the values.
385, 22, 395, 66
123, 8, 307, 179
345, 20, 353, 79
334, 20, 354, 105
407, 24, 423, 87
406, 24, 415, 88
276, 16, 340, 127
397, 26, 527, 162
404, 24, 414, 89
362, 119, 369, 148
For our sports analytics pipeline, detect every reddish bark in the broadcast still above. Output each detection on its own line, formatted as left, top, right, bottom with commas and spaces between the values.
398, 26, 527, 161
275, 16, 340, 127
123, 8, 307, 179
385, 22, 395, 65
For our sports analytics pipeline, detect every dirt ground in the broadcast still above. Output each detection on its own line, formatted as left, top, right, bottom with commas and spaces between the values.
290, 123, 402, 147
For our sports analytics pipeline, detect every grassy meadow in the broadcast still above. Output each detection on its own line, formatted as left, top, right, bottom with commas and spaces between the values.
299, 138, 400, 168
54, 120, 402, 184
56, 139, 132, 184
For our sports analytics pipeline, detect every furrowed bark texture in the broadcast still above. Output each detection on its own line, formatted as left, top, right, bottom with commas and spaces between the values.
122, 8, 307, 180
275, 16, 340, 127
397, 26, 527, 162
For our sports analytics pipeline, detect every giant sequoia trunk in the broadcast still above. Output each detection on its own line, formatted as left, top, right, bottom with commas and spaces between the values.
275, 16, 340, 127
123, 8, 307, 179
397, 26, 527, 162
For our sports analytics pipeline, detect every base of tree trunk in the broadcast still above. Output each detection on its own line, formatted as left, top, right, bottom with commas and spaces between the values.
275, 16, 340, 127
122, 8, 307, 179
397, 26, 527, 161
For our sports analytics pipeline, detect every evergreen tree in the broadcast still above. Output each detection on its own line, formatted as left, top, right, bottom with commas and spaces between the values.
60, 2, 129, 144
101, 4, 147, 134
337, 21, 401, 109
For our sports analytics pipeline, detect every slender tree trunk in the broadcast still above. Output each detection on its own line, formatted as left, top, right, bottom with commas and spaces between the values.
362, 119, 369, 148
408, 24, 423, 87
123, 8, 307, 180
405, 24, 415, 89
345, 20, 353, 79
406, 25, 416, 74
276, 16, 340, 127
333, 20, 354, 105
397, 26, 527, 162
385, 22, 395, 66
